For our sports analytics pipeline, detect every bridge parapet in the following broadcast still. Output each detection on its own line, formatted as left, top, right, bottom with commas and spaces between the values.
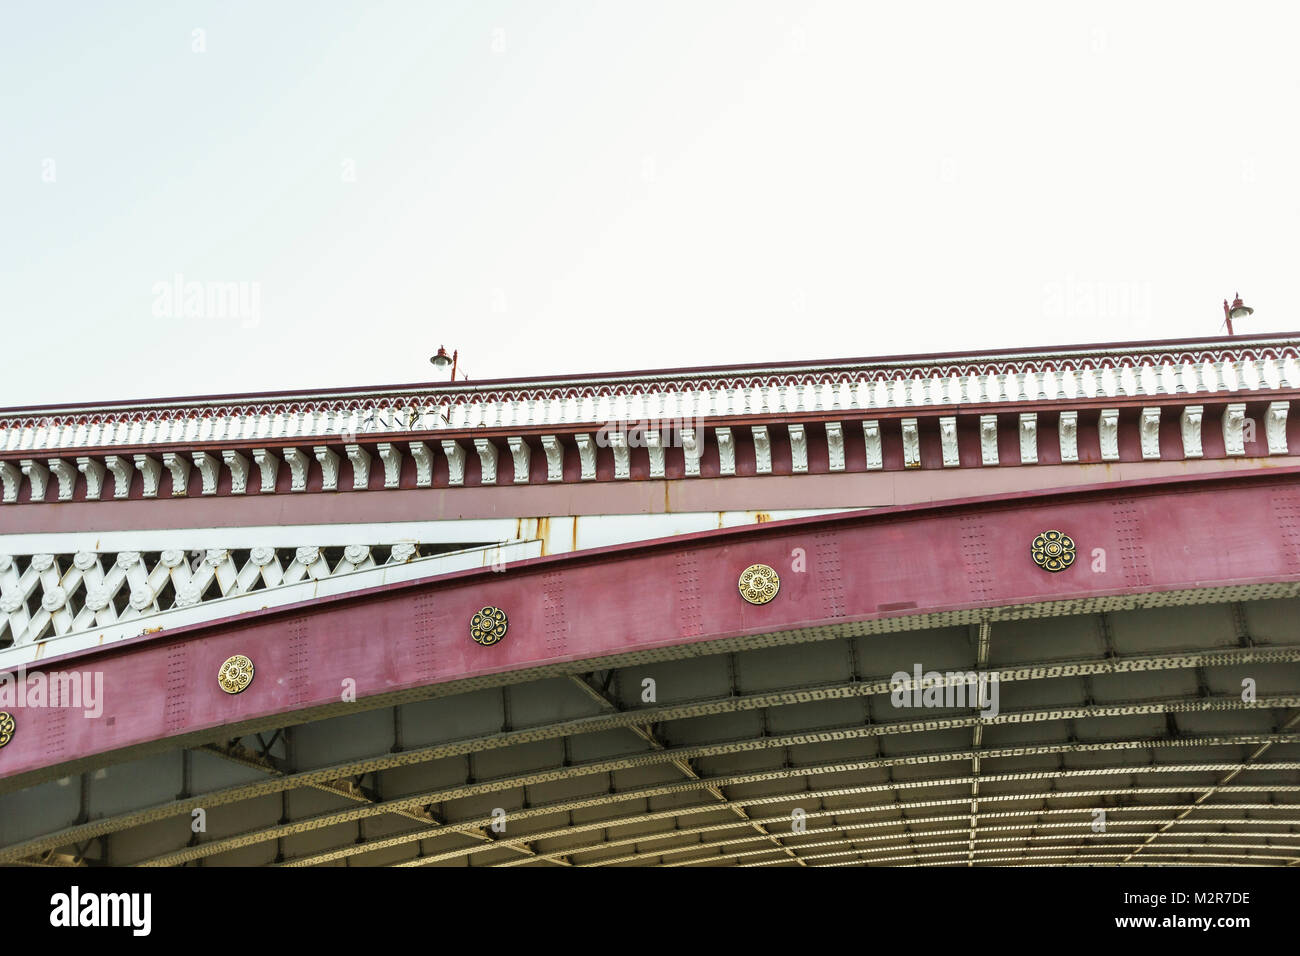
2, 333, 1297, 450
0, 334, 1297, 505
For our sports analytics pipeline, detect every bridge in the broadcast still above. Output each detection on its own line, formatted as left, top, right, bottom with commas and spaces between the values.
1, 331, 1298, 867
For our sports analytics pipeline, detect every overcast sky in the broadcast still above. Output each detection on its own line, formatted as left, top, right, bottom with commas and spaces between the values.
2, 1, 1297, 407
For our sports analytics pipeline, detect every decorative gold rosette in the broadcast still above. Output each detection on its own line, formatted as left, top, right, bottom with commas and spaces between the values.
0, 711, 14, 749
217, 655, 255, 694
738, 564, 781, 605
1031, 530, 1076, 573
470, 606, 509, 646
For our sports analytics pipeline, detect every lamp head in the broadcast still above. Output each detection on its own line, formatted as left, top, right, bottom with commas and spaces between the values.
1228, 293, 1253, 321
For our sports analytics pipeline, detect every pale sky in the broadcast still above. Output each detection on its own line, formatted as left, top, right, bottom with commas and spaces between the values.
2, 1, 1297, 407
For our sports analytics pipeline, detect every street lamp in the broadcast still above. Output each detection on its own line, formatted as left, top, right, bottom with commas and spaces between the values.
430, 345, 464, 380
1222, 293, 1253, 336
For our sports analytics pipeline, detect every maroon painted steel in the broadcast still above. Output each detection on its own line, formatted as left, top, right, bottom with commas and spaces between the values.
2, 467, 1299, 787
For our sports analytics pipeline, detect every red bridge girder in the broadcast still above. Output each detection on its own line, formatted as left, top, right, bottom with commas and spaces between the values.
2, 466, 1298, 793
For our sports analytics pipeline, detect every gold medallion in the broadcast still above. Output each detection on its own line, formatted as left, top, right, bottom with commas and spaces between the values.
217, 655, 255, 694
470, 606, 509, 646
738, 564, 781, 605
0, 711, 14, 749
1031, 530, 1076, 573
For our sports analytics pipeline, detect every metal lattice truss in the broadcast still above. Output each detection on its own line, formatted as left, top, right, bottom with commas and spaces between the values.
3, 595, 1299, 868
0, 544, 422, 647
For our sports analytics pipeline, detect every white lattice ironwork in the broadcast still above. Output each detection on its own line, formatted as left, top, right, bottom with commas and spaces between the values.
0, 543, 421, 648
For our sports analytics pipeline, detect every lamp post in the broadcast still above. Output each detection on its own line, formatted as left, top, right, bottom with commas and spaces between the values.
430, 345, 466, 380
1222, 293, 1253, 336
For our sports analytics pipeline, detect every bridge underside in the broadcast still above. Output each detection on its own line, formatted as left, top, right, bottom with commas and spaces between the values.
3, 595, 1300, 867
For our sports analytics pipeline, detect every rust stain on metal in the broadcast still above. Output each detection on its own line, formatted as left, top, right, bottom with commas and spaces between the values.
536, 516, 549, 556
755, 512, 771, 523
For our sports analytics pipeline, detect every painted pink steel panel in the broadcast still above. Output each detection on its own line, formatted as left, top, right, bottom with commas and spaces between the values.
1, 467, 1298, 786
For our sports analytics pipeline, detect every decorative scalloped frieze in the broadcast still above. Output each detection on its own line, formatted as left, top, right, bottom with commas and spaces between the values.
3, 335, 1295, 456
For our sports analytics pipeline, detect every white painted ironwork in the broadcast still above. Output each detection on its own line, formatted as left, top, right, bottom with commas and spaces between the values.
1223, 403, 1247, 457
979, 415, 998, 466
3, 335, 1292, 455
939, 417, 958, 468
1180, 406, 1203, 459
0, 541, 431, 648
1018, 413, 1037, 465
1099, 409, 1120, 461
